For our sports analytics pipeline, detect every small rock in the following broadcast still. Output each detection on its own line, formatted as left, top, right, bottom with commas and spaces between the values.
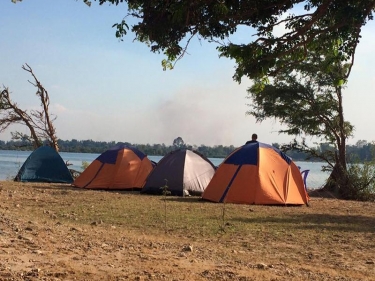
256, 263, 267, 269
182, 245, 193, 252
178, 252, 187, 257
70, 227, 82, 232
91, 220, 103, 226
18, 235, 33, 242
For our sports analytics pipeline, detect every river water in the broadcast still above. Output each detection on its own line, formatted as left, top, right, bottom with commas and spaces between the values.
0, 150, 329, 188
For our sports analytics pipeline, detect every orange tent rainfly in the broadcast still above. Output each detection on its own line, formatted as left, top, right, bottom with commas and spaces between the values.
202, 142, 309, 205
74, 145, 153, 190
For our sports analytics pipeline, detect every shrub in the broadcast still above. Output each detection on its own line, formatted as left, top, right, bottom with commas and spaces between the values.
81, 161, 90, 171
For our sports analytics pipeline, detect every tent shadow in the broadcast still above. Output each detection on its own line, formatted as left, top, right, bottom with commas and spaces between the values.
28, 184, 143, 194
29, 184, 76, 190
231, 213, 375, 233
163, 196, 207, 204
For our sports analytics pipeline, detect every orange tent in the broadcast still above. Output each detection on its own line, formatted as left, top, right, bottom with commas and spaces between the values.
202, 142, 309, 205
74, 145, 153, 190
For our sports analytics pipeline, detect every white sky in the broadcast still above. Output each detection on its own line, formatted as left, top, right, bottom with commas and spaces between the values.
0, 0, 374, 147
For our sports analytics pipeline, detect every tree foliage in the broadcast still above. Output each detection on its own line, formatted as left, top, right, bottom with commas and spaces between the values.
247, 38, 360, 197
172, 137, 185, 148
83, 0, 374, 80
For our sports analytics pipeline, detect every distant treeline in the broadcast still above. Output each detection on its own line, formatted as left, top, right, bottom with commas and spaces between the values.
0, 139, 373, 161
0, 139, 237, 158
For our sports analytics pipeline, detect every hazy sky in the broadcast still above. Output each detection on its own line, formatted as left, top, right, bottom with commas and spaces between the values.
1, 1, 375, 147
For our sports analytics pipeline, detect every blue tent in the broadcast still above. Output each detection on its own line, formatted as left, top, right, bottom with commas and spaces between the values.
15, 146, 73, 183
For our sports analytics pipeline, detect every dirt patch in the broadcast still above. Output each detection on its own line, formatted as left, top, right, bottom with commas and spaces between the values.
1, 181, 375, 281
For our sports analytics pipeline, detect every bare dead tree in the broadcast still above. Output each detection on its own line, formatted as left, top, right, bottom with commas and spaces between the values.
0, 64, 59, 151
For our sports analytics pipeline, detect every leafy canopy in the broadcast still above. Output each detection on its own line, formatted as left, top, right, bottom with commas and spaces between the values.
247, 37, 354, 168
88, 0, 374, 80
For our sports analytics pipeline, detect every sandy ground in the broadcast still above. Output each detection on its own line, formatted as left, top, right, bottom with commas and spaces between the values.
1, 182, 375, 281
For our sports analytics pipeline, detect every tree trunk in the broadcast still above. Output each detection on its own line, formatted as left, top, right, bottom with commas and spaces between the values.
323, 86, 348, 198
1, 65, 59, 152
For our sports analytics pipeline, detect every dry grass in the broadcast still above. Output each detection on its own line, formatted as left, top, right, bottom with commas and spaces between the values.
1, 181, 375, 281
